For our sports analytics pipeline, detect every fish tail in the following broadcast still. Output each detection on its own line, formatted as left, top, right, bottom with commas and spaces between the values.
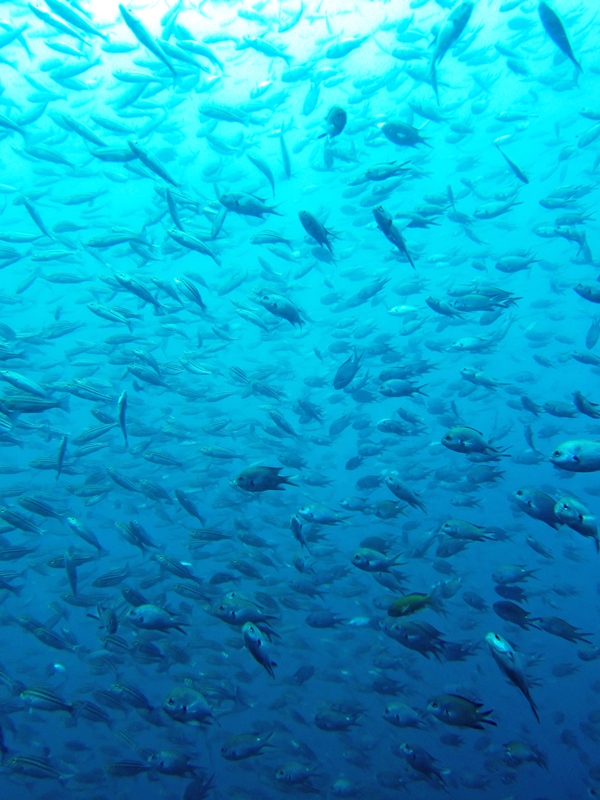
528, 693, 540, 723
430, 63, 439, 104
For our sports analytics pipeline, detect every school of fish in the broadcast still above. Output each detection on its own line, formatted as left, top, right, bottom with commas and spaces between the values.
0, 0, 596, 797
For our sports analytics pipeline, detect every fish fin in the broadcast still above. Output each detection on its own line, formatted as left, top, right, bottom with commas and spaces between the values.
174, 625, 188, 634
482, 716, 497, 726
529, 695, 540, 723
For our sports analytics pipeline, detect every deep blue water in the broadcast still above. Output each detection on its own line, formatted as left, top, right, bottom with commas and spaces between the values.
0, 0, 597, 798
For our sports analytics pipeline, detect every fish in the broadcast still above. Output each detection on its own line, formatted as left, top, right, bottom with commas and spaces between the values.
0, 1, 594, 795
538, 1, 582, 73
162, 685, 214, 725
486, 632, 540, 723
397, 742, 447, 787
550, 440, 600, 472
318, 106, 347, 139
128, 604, 188, 634
387, 586, 443, 617
221, 731, 274, 761
242, 621, 277, 678
427, 693, 497, 729
495, 143, 529, 185
118, 4, 176, 75
372, 205, 415, 269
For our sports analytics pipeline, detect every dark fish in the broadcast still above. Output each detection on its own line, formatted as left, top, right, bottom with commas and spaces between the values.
539, 1, 582, 73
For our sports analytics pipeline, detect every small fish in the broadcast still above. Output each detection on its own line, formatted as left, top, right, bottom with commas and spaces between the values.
538, 1, 582, 73
427, 694, 497, 729
242, 622, 277, 678
486, 632, 540, 722
495, 143, 529, 184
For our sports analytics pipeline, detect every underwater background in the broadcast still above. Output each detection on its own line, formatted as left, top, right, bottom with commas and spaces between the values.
0, 0, 597, 797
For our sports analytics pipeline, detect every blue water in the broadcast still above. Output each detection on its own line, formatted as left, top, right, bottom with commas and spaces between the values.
0, 0, 597, 797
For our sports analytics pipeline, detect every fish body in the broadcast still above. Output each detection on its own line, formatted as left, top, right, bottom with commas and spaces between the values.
298, 504, 347, 525
253, 290, 304, 327
221, 732, 273, 761
398, 742, 446, 786
384, 473, 427, 513
372, 205, 415, 268
383, 702, 427, 728
442, 426, 505, 456
119, 4, 176, 74
128, 604, 187, 634
352, 547, 403, 572
163, 686, 213, 724
242, 621, 277, 677
554, 493, 599, 551
486, 632, 540, 722
427, 694, 496, 729
334, 349, 363, 389
0, 370, 46, 398
318, 106, 347, 139
233, 467, 297, 493
298, 210, 335, 253
20, 686, 74, 715
220, 193, 281, 218
551, 440, 600, 472
388, 589, 443, 617
430, 2, 474, 68
538, 1, 582, 73
511, 487, 561, 529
